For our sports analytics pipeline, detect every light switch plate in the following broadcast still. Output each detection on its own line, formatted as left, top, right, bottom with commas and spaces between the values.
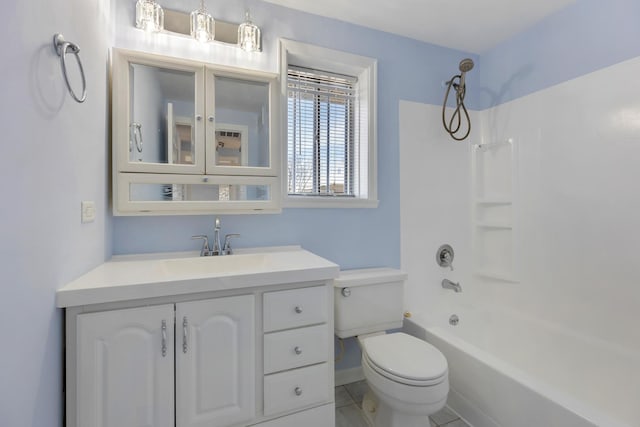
81, 201, 96, 223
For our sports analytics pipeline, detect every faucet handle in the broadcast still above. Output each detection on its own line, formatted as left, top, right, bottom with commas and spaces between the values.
191, 235, 210, 256
223, 234, 240, 255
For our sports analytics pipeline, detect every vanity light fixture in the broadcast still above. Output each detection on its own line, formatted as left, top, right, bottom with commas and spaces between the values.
135, 0, 164, 33
190, 0, 215, 43
238, 9, 261, 52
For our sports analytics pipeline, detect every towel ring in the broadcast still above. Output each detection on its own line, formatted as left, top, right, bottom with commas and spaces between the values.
52, 34, 87, 103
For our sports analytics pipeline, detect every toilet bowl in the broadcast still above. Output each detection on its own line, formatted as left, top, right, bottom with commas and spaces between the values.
359, 332, 449, 427
333, 269, 450, 427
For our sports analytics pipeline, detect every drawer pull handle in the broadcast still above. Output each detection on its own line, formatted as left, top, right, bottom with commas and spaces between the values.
294, 306, 303, 314
294, 387, 303, 396
294, 346, 302, 355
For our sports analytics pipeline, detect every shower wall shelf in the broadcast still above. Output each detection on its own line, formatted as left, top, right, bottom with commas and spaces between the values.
471, 139, 518, 282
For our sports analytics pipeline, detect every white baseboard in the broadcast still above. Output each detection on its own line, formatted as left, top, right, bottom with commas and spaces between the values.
335, 367, 365, 386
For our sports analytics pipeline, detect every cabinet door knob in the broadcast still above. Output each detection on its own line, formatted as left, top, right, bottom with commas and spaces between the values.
294, 387, 303, 396
208, 116, 215, 122
196, 115, 202, 121
294, 306, 303, 314
294, 346, 302, 355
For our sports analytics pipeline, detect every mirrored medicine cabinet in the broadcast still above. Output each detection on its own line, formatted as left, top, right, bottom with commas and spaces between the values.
111, 49, 280, 215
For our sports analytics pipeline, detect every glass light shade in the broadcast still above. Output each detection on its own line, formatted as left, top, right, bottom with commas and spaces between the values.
238, 10, 261, 52
135, 0, 164, 33
190, 8, 214, 43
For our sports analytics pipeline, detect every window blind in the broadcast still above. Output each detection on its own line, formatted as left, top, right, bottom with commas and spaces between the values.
287, 65, 357, 196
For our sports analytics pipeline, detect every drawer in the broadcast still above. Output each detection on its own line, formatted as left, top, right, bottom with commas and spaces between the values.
249, 402, 335, 427
263, 363, 330, 416
264, 324, 329, 374
263, 286, 327, 332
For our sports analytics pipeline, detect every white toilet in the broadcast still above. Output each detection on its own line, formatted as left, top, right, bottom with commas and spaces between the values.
334, 268, 449, 427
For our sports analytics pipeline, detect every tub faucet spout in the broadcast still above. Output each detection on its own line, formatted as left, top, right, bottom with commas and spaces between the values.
442, 278, 462, 293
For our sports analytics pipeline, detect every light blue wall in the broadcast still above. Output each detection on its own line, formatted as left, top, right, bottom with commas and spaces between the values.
0, 0, 112, 425
112, 0, 478, 273
478, 0, 640, 109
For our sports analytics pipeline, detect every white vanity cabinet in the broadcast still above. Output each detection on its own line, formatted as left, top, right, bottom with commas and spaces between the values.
72, 296, 255, 427
59, 248, 339, 427
176, 296, 255, 427
75, 304, 176, 427
262, 286, 331, 417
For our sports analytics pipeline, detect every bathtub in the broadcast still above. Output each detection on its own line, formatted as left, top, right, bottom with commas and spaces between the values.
403, 305, 639, 427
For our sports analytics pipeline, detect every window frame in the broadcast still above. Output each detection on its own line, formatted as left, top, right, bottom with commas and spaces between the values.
279, 39, 378, 208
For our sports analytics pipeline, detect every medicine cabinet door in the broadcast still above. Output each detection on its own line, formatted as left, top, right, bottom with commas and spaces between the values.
113, 49, 205, 175
205, 70, 278, 176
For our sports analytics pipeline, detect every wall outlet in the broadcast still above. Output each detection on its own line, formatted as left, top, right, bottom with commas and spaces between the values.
81, 201, 96, 223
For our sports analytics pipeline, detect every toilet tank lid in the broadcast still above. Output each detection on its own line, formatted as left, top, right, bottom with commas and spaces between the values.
334, 268, 407, 288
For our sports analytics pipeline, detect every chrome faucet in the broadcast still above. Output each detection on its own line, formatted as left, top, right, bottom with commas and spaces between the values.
441, 278, 462, 293
223, 233, 240, 255
212, 217, 222, 256
192, 217, 240, 256
191, 235, 213, 257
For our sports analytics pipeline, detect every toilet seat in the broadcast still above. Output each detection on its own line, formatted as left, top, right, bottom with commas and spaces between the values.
362, 333, 448, 386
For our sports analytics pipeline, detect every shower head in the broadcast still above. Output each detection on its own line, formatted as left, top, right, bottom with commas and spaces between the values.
459, 58, 474, 73
457, 58, 474, 92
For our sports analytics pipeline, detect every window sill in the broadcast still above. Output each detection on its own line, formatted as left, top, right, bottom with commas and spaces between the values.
283, 196, 379, 209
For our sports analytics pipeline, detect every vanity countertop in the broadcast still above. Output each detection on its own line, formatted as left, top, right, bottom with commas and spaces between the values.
56, 246, 339, 308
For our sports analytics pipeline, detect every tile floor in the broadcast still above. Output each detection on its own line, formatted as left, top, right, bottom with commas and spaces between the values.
335, 380, 470, 427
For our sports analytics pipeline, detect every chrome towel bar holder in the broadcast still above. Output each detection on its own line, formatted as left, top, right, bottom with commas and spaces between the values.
52, 33, 87, 103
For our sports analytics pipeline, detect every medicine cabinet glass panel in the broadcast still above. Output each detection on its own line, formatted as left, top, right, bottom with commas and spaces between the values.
117, 173, 280, 214
114, 50, 205, 175
129, 64, 197, 166
130, 183, 270, 202
212, 76, 270, 169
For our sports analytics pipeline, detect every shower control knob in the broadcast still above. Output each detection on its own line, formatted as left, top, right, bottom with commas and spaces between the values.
341, 287, 351, 297
436, 244, 455, 270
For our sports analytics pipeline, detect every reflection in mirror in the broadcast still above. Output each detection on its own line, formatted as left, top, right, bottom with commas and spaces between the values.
215, 124, 248, 166
129, 63, 196, 165
214, 76, 269, 168
129, 183, 270, 202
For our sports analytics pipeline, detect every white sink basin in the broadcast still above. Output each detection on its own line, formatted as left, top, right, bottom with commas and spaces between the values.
158, 253, 270, 276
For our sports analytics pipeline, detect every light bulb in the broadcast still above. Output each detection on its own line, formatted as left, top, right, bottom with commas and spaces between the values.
190, 1, 214, 43
135, 0, 164, 33
238, 9, 261, 52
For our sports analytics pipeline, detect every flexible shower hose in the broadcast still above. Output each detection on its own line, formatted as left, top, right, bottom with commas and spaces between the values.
442, 75, 471, 141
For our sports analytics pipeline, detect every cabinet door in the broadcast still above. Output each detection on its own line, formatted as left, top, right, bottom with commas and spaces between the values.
113, 49, 206, 175
76, 305, 174, 427
176, 295, 255, 427
205, 69, 278, 176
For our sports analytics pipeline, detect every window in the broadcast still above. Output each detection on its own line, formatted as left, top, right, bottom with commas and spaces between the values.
280, 40, 378, 208
287, 66, 356, 196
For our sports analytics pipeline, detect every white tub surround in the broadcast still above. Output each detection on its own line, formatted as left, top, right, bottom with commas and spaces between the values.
404, 307, 636, 427
399, 55, 640, 427
58, 247, 339, 427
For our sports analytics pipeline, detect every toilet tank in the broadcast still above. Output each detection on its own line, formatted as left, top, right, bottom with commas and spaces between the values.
334, 268, 407, 339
